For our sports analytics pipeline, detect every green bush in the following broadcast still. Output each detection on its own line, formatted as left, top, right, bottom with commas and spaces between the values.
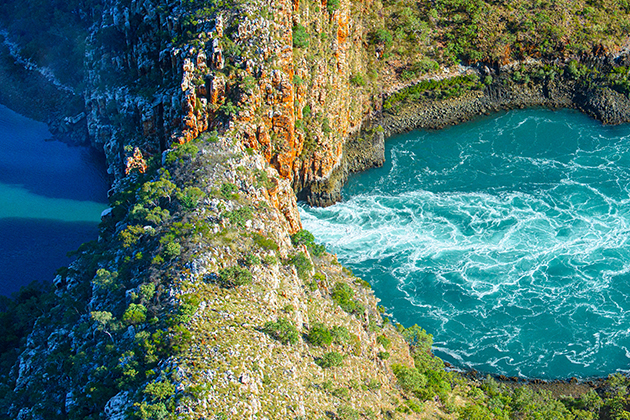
337, 405, 360, 420
263, 318, 300, 345
392, 364, 427, 396
376, 334, 391, 349
327, 0, 340, 13
163, 241, 181, 259
291, 229, 315, 245
218, 266, 253, 288
370, 28, 393, 46
252, 232, 278, 250
220, 183, 239, 199
293, 24, 309, 48
164, 142, 199, 165
309, 243, 326, 257
331, 282, 357, 313
308, 323, 333, 347
123, 303, 147, 325
225, 206, 252, 227
377, 351, 390, 360
243, 254, 261, 266
316, 351, 344, 368
332, 387, 350, 399
179, 186, 204, 209
350, 74, 366, 86
139, 283, 155, 302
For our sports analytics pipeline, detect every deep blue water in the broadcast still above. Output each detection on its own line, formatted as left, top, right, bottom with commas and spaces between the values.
301, 109, 630, 379
0, 104, 108, 297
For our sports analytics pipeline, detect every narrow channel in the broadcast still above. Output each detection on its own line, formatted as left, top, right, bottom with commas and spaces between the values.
301, 108, 630, 379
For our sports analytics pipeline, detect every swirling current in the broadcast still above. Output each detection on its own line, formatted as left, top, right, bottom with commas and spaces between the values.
300, 109, 630, 379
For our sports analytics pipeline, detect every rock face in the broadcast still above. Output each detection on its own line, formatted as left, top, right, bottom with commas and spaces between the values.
79, 0, 386, 206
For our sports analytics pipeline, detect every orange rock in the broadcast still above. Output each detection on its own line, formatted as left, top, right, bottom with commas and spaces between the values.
124, 147, 147, 175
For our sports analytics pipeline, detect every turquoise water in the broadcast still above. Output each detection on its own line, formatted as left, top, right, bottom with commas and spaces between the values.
300, 109, 630, 379
0, 104, 108, 297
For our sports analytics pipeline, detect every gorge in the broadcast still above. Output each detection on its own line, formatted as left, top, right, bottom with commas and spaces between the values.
2, 0, 630, 418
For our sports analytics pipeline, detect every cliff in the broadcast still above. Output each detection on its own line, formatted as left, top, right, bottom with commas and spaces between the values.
2, 0, 630, 419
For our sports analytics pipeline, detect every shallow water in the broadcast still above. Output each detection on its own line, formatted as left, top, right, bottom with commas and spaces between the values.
301, 108, 630, 379
0, 104, 108, 297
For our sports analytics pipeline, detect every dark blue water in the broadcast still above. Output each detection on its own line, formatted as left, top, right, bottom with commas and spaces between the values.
0, 104, 108, 297
301, 109, 630, 379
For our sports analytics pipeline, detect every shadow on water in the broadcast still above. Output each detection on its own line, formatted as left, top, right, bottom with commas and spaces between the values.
0, 104, 109, 297
0, 104, 109, 202
0, 218, 99, 297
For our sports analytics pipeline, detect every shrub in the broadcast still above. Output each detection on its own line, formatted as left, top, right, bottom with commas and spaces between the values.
327, 0, 340, 13
293, 24, 309, 48
337, 405, 360, 420
139, 283, 155, 302
377, 351, 390, 360
123, 303, 147, 325
308, 323, 333, 347
220, 183, 239, 199
144, 380, 175, 401
316, 351, 344, 368
243, 254, 260, 266
291, 229, 315, 245
225, 206, 252, 227
367, 379, 382, 390
370, 28, 393, 46
331, 282, 357, 313
392, 364, 427, 395
263, 318, 300, 345
262, 255, 278, 265
119, 225, 145, 248
331, 325, 350, 344
302, 105, 311, 119
350, 74, 366, 86
218, 266, 253, 288
310, 243, 326, 257
376, 334, 391, 349
252, 232, 278, 250
164, 142, 199, 165
93, 269, 118, 292
179, 186, 204, 209
163, 241, 181, 259
332, 387, 350, 399
289, 252, 312, 279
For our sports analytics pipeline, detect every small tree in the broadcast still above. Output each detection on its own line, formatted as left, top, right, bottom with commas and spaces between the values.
293, 24, 310, 48
123, 303, 147, 325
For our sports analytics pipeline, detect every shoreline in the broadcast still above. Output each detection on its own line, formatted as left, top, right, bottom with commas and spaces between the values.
303, 57, 630, 208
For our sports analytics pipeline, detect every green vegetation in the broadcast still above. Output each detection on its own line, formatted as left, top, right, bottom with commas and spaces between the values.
307, 323, 333, 347
263, 318, 300, 345
293, 24, 310, 48
380, 0, 630, 67
326, 0, 340, 14
291, 229, 326, 257
288, 252, 313, 279
218, 266, 253, 288
384, 74, 484, 110
331, 282, 365, 315
316, 351, 344, 368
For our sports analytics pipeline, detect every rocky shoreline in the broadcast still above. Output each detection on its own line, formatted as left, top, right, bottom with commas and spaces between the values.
304, 62, 630, 208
